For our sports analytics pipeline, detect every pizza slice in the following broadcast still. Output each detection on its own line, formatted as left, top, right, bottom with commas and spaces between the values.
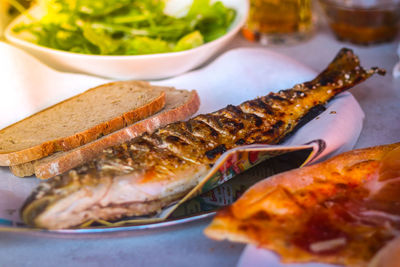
204, 142, 400, 267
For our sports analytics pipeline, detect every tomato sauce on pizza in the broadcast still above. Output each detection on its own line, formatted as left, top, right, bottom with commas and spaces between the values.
205, 143, 400, 267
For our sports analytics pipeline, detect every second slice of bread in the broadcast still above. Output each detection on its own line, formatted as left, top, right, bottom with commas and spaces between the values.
10, 87, 200, 179
0, 81, 166, 166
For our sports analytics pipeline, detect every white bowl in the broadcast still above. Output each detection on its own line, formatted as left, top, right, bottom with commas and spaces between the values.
5, 0, 248, 80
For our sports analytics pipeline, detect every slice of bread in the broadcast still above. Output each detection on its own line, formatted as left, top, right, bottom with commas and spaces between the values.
10, 87, 200, 179
0, 80, 166, 166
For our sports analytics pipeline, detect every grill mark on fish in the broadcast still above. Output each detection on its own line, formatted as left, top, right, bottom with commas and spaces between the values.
240, 101, 271, 118
182, 120, 219, 146
206, 144, 228, 160
235, 139, 246, 145
21, 48, 386, 229
223, 104, 245, 117
161, 126, 203, 148
279, 105, 327, 144
194, 115, 230, 137
219, 105, 264, 128
269, 94, 289, 102
249, 98, 275, 115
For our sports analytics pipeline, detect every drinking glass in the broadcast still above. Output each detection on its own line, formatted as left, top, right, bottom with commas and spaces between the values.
242, 0, 314, 45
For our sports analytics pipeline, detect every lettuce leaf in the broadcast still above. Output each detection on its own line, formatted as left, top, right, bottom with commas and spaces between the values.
124, 36, 173, 55
174, 30, 204, 52
13, 0, 236, 55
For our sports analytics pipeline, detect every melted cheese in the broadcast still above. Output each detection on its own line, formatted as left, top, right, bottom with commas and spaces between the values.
310, 238, 347, 253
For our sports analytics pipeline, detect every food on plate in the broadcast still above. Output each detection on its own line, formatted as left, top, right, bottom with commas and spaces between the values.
10, 86, 200, 179
0, 80, 167, 167
369, 236, 400, 267
12, 0, 236, 55
204, 142, 400, 267
20, 48, 384, 229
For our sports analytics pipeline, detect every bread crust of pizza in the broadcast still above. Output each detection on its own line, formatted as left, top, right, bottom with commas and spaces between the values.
369, 236, 400, 267
205, 142, 400, 267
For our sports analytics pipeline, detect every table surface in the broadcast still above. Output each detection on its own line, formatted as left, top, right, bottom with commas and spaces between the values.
1, 24, 399, 267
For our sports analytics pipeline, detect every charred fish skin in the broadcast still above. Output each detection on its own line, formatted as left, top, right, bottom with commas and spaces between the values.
21, 48, 385, 229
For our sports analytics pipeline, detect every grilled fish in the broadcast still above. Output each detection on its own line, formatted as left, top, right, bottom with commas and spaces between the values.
21, 48, 384, 229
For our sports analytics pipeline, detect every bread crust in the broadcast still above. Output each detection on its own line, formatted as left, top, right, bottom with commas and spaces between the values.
9, 160, 35, 177
0, 81, 166, 166
11, 89, 200, 179
369, 236, 400, 267
230, 143, 400, 219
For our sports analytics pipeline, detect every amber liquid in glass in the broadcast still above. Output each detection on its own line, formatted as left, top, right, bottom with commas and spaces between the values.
243, 0, 313, 44
325, 6, 400, 45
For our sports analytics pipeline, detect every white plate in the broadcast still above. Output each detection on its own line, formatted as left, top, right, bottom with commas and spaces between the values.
0, 46, 364, 235
4, 0, 248, 80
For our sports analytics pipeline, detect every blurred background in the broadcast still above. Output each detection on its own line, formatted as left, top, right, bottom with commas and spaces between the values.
2, 0, 400, 46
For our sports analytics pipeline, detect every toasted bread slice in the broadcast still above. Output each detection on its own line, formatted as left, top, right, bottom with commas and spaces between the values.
10, 88, 200, 178
0, 81, 166, 166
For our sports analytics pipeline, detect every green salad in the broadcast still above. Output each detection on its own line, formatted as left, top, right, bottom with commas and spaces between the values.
12, 0, 236, 55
